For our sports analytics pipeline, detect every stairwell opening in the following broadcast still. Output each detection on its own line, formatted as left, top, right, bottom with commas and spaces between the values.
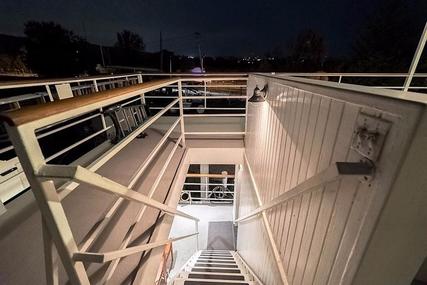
168, 163, 241, 282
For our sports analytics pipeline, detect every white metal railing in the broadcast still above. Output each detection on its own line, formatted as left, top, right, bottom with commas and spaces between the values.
0, 76, 246, 284
272, 73, 427, 90
235, 154, 374, 285
1, 71, 425, 158
180, 189, 235, 205
235, 160, 374, 223
0, 71, 426, 283
180, 173, 235, 205
0, 73, 144, 203
0, 73, 248, 203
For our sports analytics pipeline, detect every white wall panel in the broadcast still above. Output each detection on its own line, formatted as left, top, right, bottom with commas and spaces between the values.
236, 161, 283, 285
238, 74, 425, 285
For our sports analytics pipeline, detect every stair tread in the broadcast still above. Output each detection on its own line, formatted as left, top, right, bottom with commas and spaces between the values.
174, 251, 256, 285
182, 278, 250, 285
188, 273, 245, 281
181, 271, 245, 276
197, 259, 237, 263
192, 268, 241, 274
200, 255, 233, 258
194, 262, 237, 268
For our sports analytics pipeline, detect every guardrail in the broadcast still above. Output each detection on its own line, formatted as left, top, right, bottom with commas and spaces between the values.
0, 76, 244, 284
235, 160, 374, 223
0, 72, 425, 284
235, 154, 375, 285
0, 73, 247, 203
180, 174, 235, 205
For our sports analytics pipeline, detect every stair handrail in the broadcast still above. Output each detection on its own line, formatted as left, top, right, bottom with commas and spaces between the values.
0, 76, 245, 285
235, 161, 374, 223
73, 232, 198, 263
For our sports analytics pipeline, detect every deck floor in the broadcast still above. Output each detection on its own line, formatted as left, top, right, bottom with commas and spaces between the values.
0, 128, 185, 285
0, 131, 244, 284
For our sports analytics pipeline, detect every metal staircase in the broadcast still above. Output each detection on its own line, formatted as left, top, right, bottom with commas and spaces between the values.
173, 250, 261, 285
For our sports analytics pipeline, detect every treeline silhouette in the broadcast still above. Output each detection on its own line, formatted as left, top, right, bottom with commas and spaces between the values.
0, 0, 425, 79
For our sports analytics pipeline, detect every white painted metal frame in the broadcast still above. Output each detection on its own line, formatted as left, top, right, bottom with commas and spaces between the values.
239, 153, 289, 285
403, 22, 427, 91
0, 74, 143, 203
235, 154, 373, 285
2, 78, 212, 284
236, 161, 373, 223
3, 71, 424, 284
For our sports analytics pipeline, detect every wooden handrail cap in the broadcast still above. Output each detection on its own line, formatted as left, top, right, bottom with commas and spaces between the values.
0, 78, 176, 127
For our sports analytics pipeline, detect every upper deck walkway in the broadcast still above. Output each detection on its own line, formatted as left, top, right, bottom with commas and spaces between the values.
0, 73, 426, 284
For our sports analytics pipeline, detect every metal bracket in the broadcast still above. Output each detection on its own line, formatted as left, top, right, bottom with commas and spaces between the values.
351, 113, 391, 161
336, 161, 375, 183
336, 162, 375, 176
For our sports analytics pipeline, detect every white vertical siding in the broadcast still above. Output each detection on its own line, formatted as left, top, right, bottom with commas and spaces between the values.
238, 74, 423, 285
236, 162, 283, 285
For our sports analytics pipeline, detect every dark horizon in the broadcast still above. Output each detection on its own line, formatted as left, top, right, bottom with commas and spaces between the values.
1, 0, 426, 57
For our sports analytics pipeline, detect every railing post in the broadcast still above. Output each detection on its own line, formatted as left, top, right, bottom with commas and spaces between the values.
45, 85, 54, 102
92, 79, 107, 129
42, 218, 59, 285
93, 80, 99, 92
5, 126, 90, 285
204, 80, 207, 109
195, 220, 199, 251
137, 74, 143, 84
244, 83, 249, 136
178, 80, 186, 147
137, 74, 146, 104
404, 22, 427, 91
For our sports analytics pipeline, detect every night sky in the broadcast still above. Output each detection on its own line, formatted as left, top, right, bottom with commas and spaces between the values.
0, 0, 425, 57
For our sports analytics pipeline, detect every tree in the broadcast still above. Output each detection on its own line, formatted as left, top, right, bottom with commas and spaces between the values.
288, 29, 326, 71
115, 30, 145, 51
24, 21, 96, 76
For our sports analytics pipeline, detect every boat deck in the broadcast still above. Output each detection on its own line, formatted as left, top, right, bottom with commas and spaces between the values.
0, 128, 191, 284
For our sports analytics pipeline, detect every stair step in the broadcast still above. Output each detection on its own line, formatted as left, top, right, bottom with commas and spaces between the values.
182, 278, 251, 284
188, 273, 245, 281
199, 255, 233, 258
195, 263, 238, 268
192, 268, 241, 274
200, 255, 233, 258
173, 251, 257, 285
202, 250, 231, 252
201, 251, 232, 254
197, 259, 236, 264
201, 252, 232, 254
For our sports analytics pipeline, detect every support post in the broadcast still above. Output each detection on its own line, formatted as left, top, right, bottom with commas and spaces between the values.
93, 80, 99, 92
200, 164, 209, 199
404, 22, 427, 91
42, 218, 59, 285
6, 126, 90, 285
178, 80, 186, 147
45, 85, 54, 102
195, 221, 200, 251
204, 80, 207, 109
137, 74, 146, 104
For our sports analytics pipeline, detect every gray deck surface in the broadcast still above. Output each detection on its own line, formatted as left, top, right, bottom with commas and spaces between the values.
0, 128, 184, 285
207, 221, 235, 250
0, 133, 243, 284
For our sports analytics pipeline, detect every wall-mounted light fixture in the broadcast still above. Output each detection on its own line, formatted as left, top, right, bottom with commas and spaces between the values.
248, 84, 268, 102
